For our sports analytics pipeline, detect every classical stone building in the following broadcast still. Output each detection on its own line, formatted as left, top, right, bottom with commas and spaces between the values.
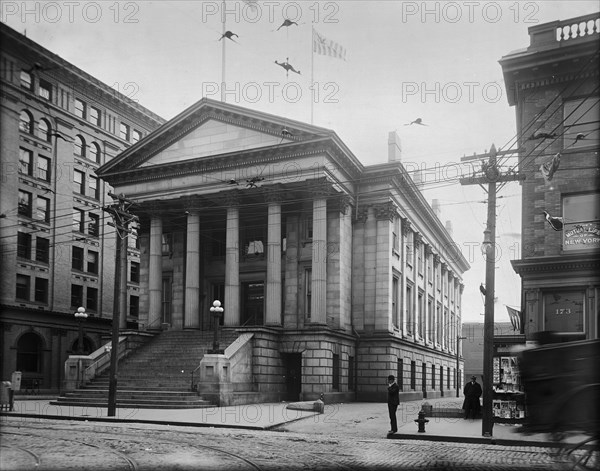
97, 98, 469, 402
500, 13, 600, 342
0, 22, 164, 390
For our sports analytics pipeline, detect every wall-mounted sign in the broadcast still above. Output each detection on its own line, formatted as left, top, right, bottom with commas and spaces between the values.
563, 222, 600, 251
543, 290, 584, 333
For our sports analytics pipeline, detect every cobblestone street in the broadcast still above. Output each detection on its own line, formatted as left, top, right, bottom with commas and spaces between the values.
1, 417, 566, 471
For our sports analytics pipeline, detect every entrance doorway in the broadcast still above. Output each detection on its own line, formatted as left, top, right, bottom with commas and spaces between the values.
242, 281, 264, 325
282, 353, 302, 401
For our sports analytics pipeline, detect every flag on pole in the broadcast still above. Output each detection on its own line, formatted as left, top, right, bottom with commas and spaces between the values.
506, 306, 522, 332
313, 28, 346, 61
540, 152, 561, 183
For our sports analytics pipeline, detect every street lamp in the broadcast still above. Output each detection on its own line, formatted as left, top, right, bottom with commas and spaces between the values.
209, 300, 224, 354
456, 336, 467, 397
74, 306, 88, 354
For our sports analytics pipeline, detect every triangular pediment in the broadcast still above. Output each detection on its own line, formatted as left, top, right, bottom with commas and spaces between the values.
139, 119, 293, 168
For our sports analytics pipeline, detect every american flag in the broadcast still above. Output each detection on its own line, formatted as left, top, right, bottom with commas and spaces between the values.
313, 28, 346, 61
506, 306, 522, 332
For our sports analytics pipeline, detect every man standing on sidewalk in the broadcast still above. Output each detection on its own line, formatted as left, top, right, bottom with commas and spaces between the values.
462, 375, 482, 419
387, 375, 400, 435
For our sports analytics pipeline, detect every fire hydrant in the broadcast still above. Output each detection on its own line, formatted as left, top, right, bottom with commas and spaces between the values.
414, 410, 429, 433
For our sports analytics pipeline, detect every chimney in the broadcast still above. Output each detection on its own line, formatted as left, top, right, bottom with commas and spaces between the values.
445, 220, 453, 237
388, 131, 402, 162
432, 199, 442, 219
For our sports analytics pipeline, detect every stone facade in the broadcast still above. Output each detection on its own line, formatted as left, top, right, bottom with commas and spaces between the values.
97, 98, 469, 403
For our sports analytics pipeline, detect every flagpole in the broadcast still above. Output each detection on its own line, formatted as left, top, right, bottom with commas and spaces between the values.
310, 24, 314, 125
221, 0, 226, 102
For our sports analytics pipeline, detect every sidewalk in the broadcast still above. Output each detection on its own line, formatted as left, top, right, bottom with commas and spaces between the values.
1, 396, 558, 447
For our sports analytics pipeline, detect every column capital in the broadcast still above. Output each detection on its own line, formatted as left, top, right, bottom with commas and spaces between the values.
223, 189, 241, 207
331, 194, 353, 215
401, 218, 412, 235
441, 262, 448, 272
263, 185, 284, 204
374, 201, 399, 221
425, 244, 433, 256
306, 179, 331, 199
414, 232, 423, 246
354, 206, 369, 224
433, 253, 441, 265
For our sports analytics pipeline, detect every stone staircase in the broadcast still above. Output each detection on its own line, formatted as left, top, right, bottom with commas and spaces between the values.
52, 329, 239, 409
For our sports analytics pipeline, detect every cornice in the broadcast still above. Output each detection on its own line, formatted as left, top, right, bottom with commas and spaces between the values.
511, 254, 600, 274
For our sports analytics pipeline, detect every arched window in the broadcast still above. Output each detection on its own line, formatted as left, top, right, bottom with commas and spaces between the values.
16, 332, 42, 372
19, 110, 34, 134
89, 142, 100, 163
37, 118, 51, 142
74, 135, 86, 157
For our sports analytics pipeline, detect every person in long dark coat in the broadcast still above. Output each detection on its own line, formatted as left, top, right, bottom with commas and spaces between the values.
462, 375, 482, 419
387, 375, 400, 434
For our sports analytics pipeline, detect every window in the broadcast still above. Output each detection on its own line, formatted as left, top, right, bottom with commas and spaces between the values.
161, 233, 173, 255
128, 228, 140, 249
397, 358, 404, 390
410, 361, 416, 390
71, 284, 83, 308
304, 268, 312, 318
35, 237, 50, 264
73, 209, 85, 232
20, 70, 32, 90
17, 232, 32, 259
87, 250, 98, 274
88, 175, 99, 199
418, 290, 425, 337
348, 356, 355, 391
19, 148, 33, 176
562, 192, 600, 252
132, 129, 142, 143
563, 98, 599, 149
447, 366, 451, 389
37, 118, 51, 141
37, 156, 50, 182
16, 332, 41, 372
406, 284, 413, 334
332, 354, 340, 391
38, 80, 52, 101
88, 213, 99, 236
36, 196, 50, 222
18, 190, 32, 217
427, 252, 433, 283
73, 170, 85, 194
34, 277, 48, 303
440, 365, 444, 391
120, 122, 130, 141
89, 142, 100, 163
305, 216, 313, 239
74, 98, 86, 119
427, 298, 433, 341
74, 135, 86, 157
130, 295, 139, 317
392, 276, 399, 327
432, 364, 435, 389
86, 285, 98, 312
244, 226, 265, 256
16, 274, 30, 300
393, 217, 400, 252
130, 261, 140, 283
417, 242, 423, 275
89, 106, 101, 126
72, 246, 84, 271
19, 110, 34, 133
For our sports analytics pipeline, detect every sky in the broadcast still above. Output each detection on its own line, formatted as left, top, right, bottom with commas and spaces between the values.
3, 0, 599, 322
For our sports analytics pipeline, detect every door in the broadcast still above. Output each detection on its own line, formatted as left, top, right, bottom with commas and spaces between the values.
282, 353, 302, 401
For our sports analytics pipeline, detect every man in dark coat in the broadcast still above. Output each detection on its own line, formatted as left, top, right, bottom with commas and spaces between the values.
387, 375, 400, 434
463, 375, 482, 419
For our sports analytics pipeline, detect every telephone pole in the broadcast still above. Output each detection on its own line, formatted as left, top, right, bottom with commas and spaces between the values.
460, 144, 525, 437
103, 193, 138, 417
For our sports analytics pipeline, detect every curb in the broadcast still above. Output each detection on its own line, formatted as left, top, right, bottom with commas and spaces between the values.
387, 432, 559, 448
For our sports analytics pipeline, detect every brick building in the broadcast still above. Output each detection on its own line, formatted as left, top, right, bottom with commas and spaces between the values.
500, 13, 599, 341
0, 22, 164, 390
97, 98, 469, 403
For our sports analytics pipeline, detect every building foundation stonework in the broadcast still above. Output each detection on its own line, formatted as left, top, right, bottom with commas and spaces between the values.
93, 99, 469, 404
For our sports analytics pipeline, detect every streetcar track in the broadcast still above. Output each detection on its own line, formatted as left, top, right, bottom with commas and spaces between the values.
1, 443, 42, 468
0, 420, 360, 471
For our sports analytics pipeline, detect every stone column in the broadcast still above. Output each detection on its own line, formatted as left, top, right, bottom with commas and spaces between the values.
310, 195, 327, 324
225, 195, 240, 326
266, 191, 282, 326
148, 216, 163, 327
184, 211, 200, 328
401, 218, 411, 336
